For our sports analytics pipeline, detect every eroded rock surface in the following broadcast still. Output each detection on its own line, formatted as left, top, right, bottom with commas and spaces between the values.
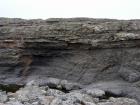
1, 18, 140, 103
0, 81, 138, 105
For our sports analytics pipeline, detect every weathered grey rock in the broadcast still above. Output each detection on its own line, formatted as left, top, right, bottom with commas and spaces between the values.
61, 91, 95, 104
1, 18, 140, 104
6, 101, 24, 105
86, 81, 140, 105
97, 97, 138, 105
1, 18, 140, 85
82, 88, 105, 97
46, 88, 65, 96
0, 81, 139, 105
0, 91, 8, 103
119, 67, 140, 82
46, 78, 61, 88
0, 103, 6, 105
83, 102, 96, 105
14, 84, 46, 102
60, 80, 82, 91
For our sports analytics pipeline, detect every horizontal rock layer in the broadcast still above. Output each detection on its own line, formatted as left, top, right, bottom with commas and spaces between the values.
0, 18, 140, 83
1, 18, 140, 84
1, 17, 140, 104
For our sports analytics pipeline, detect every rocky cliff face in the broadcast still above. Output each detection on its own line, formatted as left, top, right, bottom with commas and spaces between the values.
1, 18, 140, 103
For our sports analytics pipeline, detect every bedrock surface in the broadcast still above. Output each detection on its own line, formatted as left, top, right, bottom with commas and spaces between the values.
1, 18, 140, 103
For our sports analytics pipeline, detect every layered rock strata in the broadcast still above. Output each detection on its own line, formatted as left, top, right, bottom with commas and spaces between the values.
1, 18, 140, 103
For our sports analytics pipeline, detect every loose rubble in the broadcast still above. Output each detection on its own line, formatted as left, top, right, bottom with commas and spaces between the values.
0, 81, 138, 105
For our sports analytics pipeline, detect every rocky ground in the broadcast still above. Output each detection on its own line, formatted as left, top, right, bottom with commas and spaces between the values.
1, 18, 140, 104
0, 80, 138, 105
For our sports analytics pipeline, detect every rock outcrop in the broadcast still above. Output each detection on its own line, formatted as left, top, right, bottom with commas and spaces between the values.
0, 81, 138, 105
1, 18, 140, 103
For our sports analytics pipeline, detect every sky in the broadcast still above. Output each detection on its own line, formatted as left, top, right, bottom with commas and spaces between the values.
0, 0, 140, 19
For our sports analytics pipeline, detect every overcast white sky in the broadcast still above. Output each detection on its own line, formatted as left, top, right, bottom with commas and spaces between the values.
0, 0, 140, 19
